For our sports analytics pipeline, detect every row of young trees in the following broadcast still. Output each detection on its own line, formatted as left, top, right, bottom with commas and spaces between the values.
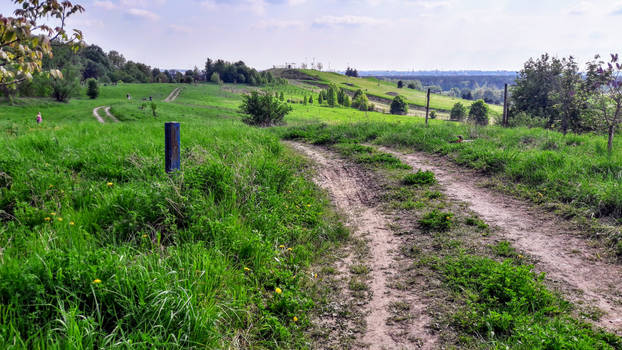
509, 53, 622, 152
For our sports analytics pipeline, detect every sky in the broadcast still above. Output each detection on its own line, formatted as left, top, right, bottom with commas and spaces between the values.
2, 0, 622, 71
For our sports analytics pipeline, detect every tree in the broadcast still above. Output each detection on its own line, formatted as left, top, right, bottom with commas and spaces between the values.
86, 78, 99, 99
343, 95, 351, 107
0, 0, 84, 90
337, 88, 346, 105
239, 91, 292, 126
326, 85, 338, 107
51, 65, 80, 102
430, 110, 437, 119
309, 95, 313, 104
468, 100, 489, 126
345, 67, 358, 77
390, 95, 408, 115
303, 95, 307, 105
352, 93, 369, 111
279, 92, 285, 101
210, 72, 222, 84
549, 56, 585, 134
353, 89, 364, 100
318, 92, 323, 104
585, 54, 622, 153
397, 80, 404, 88
450, 102, 467, 121
317, 62, 323, 71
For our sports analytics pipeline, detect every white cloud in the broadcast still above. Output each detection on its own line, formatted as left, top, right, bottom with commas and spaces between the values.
121, 0, 166, 7
200, 0, 266, 15
287, 0, 307, 5
255, 19, 304, 29
93, 1, 117, 10
313, 15, 386, 26
568, 1, 593, 15
126, 8, 160, 20
169, 24, 193, 33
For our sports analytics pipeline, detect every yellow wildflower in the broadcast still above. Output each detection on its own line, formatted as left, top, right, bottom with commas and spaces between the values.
287, 248, 293, 252
142, 234, 148, 238
306, 204, 311, 207
50, 212, 56, 216
279, 245, 285, 249
49, 184, 53, 188
314, 273, 318, 278
537, 192, 543, 197
107, 182, 114, 187
293, 316, 298, 322
275, 287, 282, 294
70, 221, 75, 226
57, 218, 63, 222
44, 217, 51, 222
93, 279, 102, 284
244, 267, 251, 272
518, 254, 524, 259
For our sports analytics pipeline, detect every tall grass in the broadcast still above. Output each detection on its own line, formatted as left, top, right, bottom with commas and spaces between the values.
0, 84, 346, 348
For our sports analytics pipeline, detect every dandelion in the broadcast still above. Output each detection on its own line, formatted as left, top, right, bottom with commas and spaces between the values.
244, 267, 251, 272
107, 182, 114, 187
279, 245, 285, 249
69, 221, 75, 226
314, 273, 318, 279
537, 192, 543, 197
142, 234, 148, 238
49, 184, 53, 188
518, 255, 524, 259
306, 204, 311, 207
44, 217, 51, 222
57, 217, 63, 222
50, 212, 56, 216
287, 248, 293, 252
93, 279, 102, 284
275, 287, 282, 294
293, 316, 298, 322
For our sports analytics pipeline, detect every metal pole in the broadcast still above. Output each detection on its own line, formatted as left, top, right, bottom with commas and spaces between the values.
165, 122, 180, 173
425, 88, 431, 126
503, 83, 509, 127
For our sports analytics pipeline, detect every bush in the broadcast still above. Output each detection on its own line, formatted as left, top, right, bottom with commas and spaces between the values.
468, 99, 489, 126
419, 210, 453, 231
450, 102, 467, 121
86, 78, 99, 99
51, 66, 80, 102
430, 110, 437, 119
239, 91, 292, 126
390, 95, 408, 115
210, 72, 222, 85
403, 170, 436, 185
352, 93, 369, 111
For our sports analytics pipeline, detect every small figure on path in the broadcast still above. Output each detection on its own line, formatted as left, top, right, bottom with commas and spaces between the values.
454, 135, 463, 143
127, 94, 131, 100
36, 112, 42, 124
149, 96, 152, 101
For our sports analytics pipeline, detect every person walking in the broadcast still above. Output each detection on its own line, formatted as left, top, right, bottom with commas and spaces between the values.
36, 112, 42, 124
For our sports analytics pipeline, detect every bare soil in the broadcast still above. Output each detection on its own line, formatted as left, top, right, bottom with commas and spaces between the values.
287, 141, 438, 349
92, 106, 105, 123
163, 88, 181, 102
104, 107, 119, 122
378, 145, 622, 333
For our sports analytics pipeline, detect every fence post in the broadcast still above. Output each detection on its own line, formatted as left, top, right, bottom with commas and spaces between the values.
503, 83, 509, 127
165, 122, 180, 173
425, 88, 431, 126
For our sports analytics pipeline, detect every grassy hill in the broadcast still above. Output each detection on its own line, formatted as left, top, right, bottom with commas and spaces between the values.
270, 68, 503, 116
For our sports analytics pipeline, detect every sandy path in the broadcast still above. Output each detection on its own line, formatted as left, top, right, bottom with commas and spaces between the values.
104, 107, 119, 123
164, 88, 181, 102
378, 146, 622, 333
92, 106, 105, 123
287, 141, 437, 349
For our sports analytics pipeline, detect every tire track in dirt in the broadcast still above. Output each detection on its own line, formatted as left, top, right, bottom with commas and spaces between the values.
164, 88, 181, 102
104, 107, 119, 122
92, 106, 105, 123
378, 145, 622, 333
286, 141, 438, 349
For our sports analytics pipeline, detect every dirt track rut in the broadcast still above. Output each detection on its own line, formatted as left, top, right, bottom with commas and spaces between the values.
378, 145, 622, 333
164, 88, 181, 102
287, 141, 437, 350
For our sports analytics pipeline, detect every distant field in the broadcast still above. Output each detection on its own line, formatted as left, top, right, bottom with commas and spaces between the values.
274, 69, 503, 115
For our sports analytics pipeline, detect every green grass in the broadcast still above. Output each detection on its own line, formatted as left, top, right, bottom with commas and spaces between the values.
288, 69, 503, 115
0, 83, 347, 348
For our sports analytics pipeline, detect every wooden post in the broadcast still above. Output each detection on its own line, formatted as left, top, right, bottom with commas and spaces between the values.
425, 88, 431, 126
165, 122, 180, 173
503, 83, 509, 127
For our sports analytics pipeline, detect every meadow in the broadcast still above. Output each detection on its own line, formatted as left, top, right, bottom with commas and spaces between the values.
0, 83, 346, 348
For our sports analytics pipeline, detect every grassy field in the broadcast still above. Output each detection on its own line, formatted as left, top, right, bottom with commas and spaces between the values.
282, 69, 504, 115
0, 83, 346, 348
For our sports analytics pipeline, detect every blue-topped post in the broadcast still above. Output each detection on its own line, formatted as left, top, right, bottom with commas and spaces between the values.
165, 122, 180, 173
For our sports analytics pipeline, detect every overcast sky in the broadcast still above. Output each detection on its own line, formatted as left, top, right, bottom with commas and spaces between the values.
2, 0, 622, 71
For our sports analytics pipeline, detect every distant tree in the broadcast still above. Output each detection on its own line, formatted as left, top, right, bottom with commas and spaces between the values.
461, 89, 473, 100
550, 56, 584, 134
468, 99, 489, 126
343, 95, 351, 107
390, 95, 408, 115
353, 89, 364, 100
326, 85, 338, 107
318, 92, 323, 104
210, 72, 222, 84
309, 95, 313, 104
584, 54, 622, 153
450, 102, 467, 121
317, 62, 323, 71
345, 67, 359, 77
51, 65, 80, 102
279, 92, 285, 101
352, 93, 369, 111
151, 102, 157, 117
86, 78, 99, 99
397, 80, 404, 89
407, 82, 416, 89
430, 110, 437, 119
303, 95, 308, 105
239, 91, 292, 126
337, 88, 346, 105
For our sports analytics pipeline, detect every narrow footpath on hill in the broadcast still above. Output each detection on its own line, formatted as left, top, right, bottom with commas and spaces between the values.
377, 145, 622, 333
163, 87, 181, 102
92, 106, 118, 123
287, 141, 438, 350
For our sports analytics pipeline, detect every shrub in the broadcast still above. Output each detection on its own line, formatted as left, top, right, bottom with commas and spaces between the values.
397, 80, 404, 88
210, 72, 222, 84
150, 102, 157, 117
450, 102, 467, 121
239, 91, 292, 126
403, 170, 436, 185
469, 99, 489, 126
86, 78, 99, 99
390, 95, 408, 115
51, 66, 80, 102
430, 110, 437, 119
352, 93, 369, 111
419, 210, 453, 231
